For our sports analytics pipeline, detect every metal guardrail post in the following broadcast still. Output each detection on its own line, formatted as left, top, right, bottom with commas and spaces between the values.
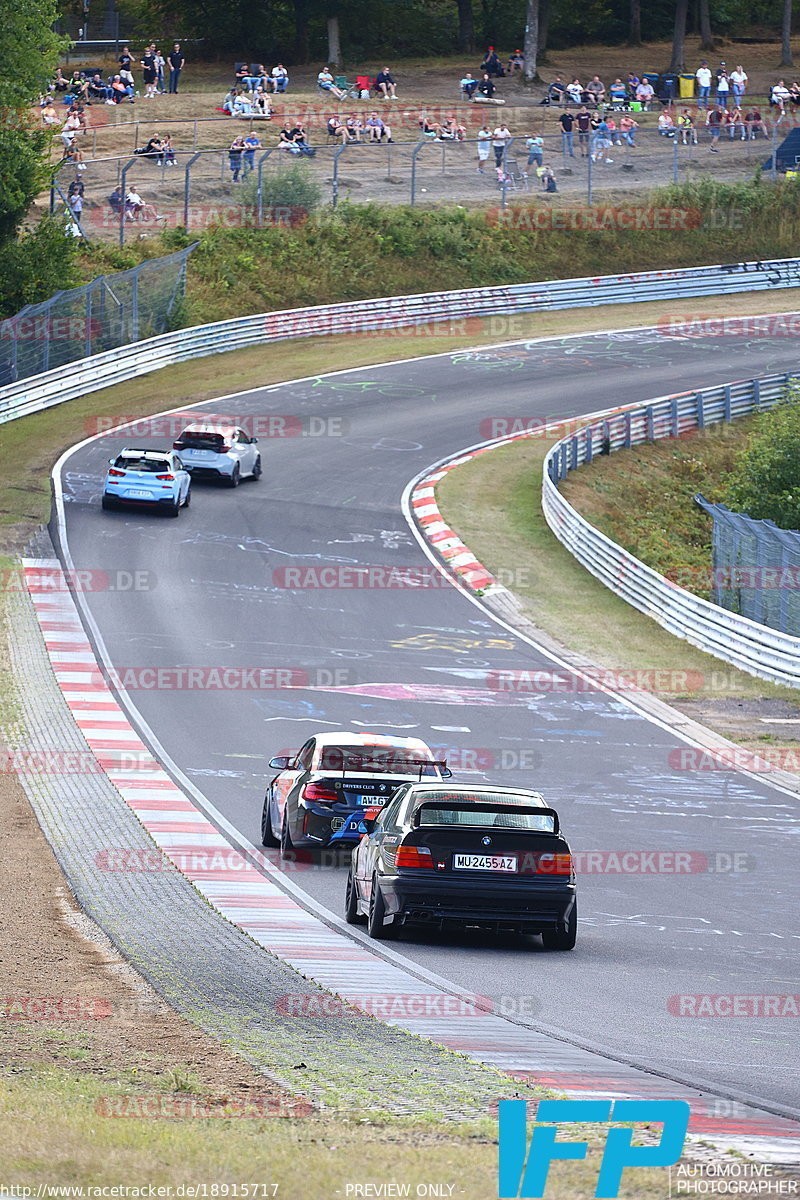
771, 118, 780, 182
587, 148, 593, 206
673, 137, 679, 184
183, 151, 202, 229
119, 157, 137, 248
332, 142, 349, 209
410, 141, 425, 207
256, 149, 277, 225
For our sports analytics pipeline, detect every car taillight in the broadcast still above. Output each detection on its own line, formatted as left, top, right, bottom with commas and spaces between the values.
156, 474, 175, 481
108, 468, 125, 477
172, 441, 185, 450
536, 853, 573, 875
301, 783, 338, 804
395, 845, 433, 869
217, 444, 230, 452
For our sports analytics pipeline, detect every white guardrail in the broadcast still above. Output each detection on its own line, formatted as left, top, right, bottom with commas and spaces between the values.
541, 376, 800, 688
3, 256, 800, 425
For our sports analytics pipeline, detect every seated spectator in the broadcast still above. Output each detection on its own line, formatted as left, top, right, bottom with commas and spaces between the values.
480, 47, 505, 77
566, 78, 583, 106
270, 64, 289, 93
538, 164, 557, 192
460, 72, 478, 100
278, 122, 297, 151
547, 75, 566, 104
232, 89, 253, 115
478, 73, 496, 99
243, 64, 267, 90
585, 75, 605, 104
626, 72, 640, 97
62, 142, 86, 171
124, 187, 146, 220
789, 81, 800, 106
222, 88, 237, 114
253, 87, 272, 117
87, 73, 113, 102
727, 106, 745, 139
507, 49, 524, 73
658, 109, 676, 135
346, 113, 363, 141
160, 133, 177, 164
41, 98, 59, 125
770, 80, 790, 111
60, 108, 84, 150
419, 113, 440, 136
137, 134, 164, 160
290, 123, 316, 155
318, 67, 346, 99
744, 107, 765, 138
439, 114, 466, 140
366, 111, 392, 142
109, 186, 123, 215
619, 114, 638, 145
110, 74, 134, 103
679, 108, 697, 144
234, 63, 250, 86
609, 78, 627, 106
52, 68, 69, 93
375, 67, 398, 98
327, 114, 350, 143
635, 78, 654, 109
68, 71, 88, 101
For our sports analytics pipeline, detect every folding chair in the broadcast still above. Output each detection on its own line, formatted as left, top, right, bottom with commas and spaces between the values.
501, 158, 529, 191
355, 75, 372, 99
335, 75, 361, 100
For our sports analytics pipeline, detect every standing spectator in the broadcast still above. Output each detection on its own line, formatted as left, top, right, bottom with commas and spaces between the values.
715, 64, 730, 108
492, 122, 512, 167
60, 108, 83, 151
619, 114, 638, 145
375, 67, 398, 99
141, 47, 157, 98
229, 135, 245, 181
476, 123, 491, 171
679, 108, 698, 144
168, 44, 184, 93
730, 64, 747, 105
586, 75, 605, 105
696, 61, 712, 109
460, 72, 478, 100
706, 105, 724, 150
67, 191, 83, 223
243, 131, 260, 174
576, 105, 592, 156
591, 117, 613, 162
559, 109, 576, 157
118, 46, 133, 76
154, 47, 166, 93
478, 74, 496, 100
526, 133, 544, 166
635, 78, 654, 110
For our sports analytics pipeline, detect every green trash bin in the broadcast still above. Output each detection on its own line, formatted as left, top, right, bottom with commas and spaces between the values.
629, 101, 642, 112
679, 73, 695, 99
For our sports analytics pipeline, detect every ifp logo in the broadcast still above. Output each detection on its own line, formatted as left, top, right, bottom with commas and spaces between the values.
498, 1099, 689, 1197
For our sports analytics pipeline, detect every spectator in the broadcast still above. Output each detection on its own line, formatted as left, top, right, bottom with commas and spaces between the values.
695, 61, 712, 109
575, 105, 592, 156
327, 115, 350, 143
730, 64, 747, 105
461, 72, 478, 100
278, 122, 298, 151
234, 63, 250, 86
604, 115, 622, 145
626, 72, 640, 97
420, 112, 440, 137
375, 67, 398, 99
124, 186, 145, 220
586, 75, 605, 104
318, 67, 346, 99
52, 67, 69, 93
62, 142, 86, 171
243, 131, 260, 173
609, 78, 627, 106
154, 47, 166, 93
253, 87, 272, 117
229, 135, 245, 181
526, 133, 544, 166
346, 113, 363, 141
539, 164, 557, 192
559, 109, 575, 157
492, 122, 512, 167
270, 64, 289, 93
366, 111, 393, 142
118, 46, 133, 75
715, 64, 730, 108
68, 71, 88, 102
590, 117, 613, 162
440, 115, 466, 140
60, 108, 83, 150
635, 78, 654, 110
232, 90, 253, 116
566, 78, 583, 106
771, 80, 791, 111
727, 106, 745, 139
508, 49, 524, 73
110, 74, 134, 103
744, 107, 765, 138
657, 109, 676, 136
547, 75, 566, 104
67, 192, 83, 225
168, 44, 184, 93
679, 108, 698, 144
478, 73, 496, 100
41, 98, 59, 125
481, 47, 505, 77
619, 114, 638, 146
108, 186, 123, 215
87, 73, 112, 102
706, 105, 724, 150
161, 133, 177, 164
789, 81, 800, 105
141, 47, 158, 98
476, 123, 491, 172
222, 88, 237, 114
290, 123, 316, 154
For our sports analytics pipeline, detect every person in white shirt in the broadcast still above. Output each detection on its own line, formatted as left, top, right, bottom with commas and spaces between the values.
771, 80, 790, 112
635, 79, 654, 110
730, 65, 748, 105
492, 124, 512, 167
715, 64, 730, 108
476, 124, 492, 171
696, 61, 712, 109
566, 78, 583, 106
270, 64, 288, 93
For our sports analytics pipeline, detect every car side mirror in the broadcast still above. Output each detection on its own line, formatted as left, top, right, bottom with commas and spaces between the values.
441, 767, 452, 779
268, 755, 292, 770
250, 437, 258, 444
358, 817, 376, 834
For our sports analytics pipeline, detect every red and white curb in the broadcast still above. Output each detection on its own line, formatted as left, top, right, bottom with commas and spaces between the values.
21, 557, 800, 1155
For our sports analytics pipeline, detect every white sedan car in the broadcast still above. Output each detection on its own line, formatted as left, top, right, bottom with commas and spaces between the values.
102, 448, 191, 517
172, 424, 261, 487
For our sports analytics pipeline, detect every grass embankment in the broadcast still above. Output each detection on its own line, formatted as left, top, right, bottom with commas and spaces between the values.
72, 178, 800, 325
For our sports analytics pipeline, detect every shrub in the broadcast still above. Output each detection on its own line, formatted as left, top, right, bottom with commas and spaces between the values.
723, 386, 800, 531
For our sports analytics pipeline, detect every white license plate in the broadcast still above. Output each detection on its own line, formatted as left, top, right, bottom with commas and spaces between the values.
124, 489, 153, 499
357, 794, 385, 806
453, 853, 518, 873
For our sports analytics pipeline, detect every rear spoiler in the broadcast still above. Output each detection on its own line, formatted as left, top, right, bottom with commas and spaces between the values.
329, 756, 451, 781
412, 801, 559, 834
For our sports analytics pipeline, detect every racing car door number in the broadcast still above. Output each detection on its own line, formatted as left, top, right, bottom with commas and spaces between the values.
453, 853, 518, 873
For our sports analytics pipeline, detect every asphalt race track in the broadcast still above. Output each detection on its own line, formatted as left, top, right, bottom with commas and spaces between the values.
55, 326, 800, 1118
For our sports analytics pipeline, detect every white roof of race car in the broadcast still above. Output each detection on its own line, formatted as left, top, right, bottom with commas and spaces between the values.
311, 731, 435, 756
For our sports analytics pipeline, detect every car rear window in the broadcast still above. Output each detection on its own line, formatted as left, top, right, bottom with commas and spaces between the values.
114, 456, 170, 473
176, 430, 229, 450
414, 789, 545, 808
318, 745, 439, 776
417, 806, 556, 832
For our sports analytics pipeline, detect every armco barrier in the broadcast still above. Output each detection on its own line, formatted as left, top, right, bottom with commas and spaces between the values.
541, 375, 800, 687
3, 257, 800, 425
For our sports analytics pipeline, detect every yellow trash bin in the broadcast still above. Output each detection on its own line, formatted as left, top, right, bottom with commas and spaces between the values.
679, 74, 695, 99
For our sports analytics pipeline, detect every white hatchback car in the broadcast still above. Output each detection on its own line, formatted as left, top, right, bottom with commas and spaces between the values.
102, 448, 191, 517
173, 424, 261, 487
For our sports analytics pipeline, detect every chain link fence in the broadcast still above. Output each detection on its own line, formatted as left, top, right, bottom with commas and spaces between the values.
695, 496, 800, 636
0, 245, 195, 383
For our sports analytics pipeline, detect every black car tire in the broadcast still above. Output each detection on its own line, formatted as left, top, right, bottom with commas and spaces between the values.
167, 499, 181, 517
345, 868, 365, 924
367, 875, 396, 939
261, 793, 280, 847
183, 487, 191, 507
541, 903, 577, 951
101, 495, 116, 511
251, 455, 262, 480
226, 464, 241, 488
280, 810, 294, 858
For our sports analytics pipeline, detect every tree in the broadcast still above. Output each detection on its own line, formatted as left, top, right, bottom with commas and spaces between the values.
699, 0, 714, 51
523, 0, 540, 84
456, 0, 475, 53
670, 0, 689, 73
781, 0, 793, 67
725, 390, 800, 531
629, 0, 642, 46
